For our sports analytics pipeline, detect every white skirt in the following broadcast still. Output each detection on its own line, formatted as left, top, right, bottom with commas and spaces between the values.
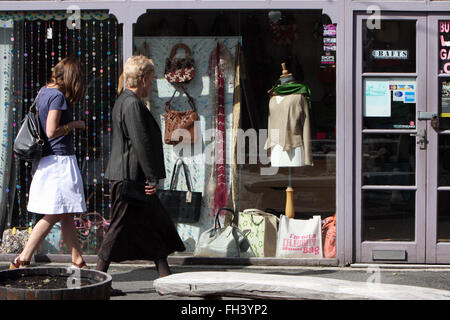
27, 155, 87, 215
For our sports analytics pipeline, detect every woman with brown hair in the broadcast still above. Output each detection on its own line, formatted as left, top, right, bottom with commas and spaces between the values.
10, 57, 88, 269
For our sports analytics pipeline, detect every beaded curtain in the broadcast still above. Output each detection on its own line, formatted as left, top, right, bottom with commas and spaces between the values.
6, 12, 121, 253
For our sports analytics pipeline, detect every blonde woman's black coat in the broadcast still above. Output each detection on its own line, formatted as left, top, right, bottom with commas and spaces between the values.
105, 88, 166, 183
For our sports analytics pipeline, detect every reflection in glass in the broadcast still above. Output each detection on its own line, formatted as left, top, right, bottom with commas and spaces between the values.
362, 134, 415, 186
362, 190, 415, 241
362, 20, 416, 73
439, 135, 450, 186
438, 191, 450, 242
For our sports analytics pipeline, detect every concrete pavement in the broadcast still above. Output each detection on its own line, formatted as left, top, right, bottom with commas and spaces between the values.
2, 262, 450, 300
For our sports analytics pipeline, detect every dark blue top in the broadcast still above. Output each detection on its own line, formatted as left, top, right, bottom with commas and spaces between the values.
37, 86, 75, 156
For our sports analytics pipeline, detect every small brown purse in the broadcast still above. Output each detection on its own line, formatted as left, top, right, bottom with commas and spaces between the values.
164, 43, 195, 84
163, 87, 198, 145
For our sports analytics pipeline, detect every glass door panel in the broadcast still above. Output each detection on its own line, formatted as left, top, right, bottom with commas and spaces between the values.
362, 133, 415, 186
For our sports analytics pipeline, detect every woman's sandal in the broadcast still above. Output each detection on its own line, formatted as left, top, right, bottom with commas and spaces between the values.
9, 256, 30, 269
71, 260, 90, 269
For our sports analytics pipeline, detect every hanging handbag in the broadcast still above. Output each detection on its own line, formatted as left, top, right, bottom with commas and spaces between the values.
163, 87, 198, 145
193, 207, 255, 258
13, 89, 45, 161
117, 102, 155, 206
164, 43, 195, 84
157, 158, 202, 223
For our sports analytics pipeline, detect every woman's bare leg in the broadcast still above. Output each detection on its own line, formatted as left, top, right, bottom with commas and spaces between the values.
18, 214, 63, 262
60, 214, 84, 265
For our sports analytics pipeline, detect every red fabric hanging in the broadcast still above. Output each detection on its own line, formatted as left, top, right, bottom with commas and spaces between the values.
213, 42, 229, 215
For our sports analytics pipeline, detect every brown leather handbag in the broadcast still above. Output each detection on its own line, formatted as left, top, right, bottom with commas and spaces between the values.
163, 87, 198, 145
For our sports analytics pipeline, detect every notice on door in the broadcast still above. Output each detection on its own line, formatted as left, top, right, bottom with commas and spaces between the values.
439, 21, 450, 74
364, 79, 416, 118
364, 79, 391, 117
389, 81, 416, 104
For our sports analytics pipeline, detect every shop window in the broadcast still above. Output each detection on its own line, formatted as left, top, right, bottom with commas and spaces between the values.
134, 10, 337, 258
0, 10, 121, 254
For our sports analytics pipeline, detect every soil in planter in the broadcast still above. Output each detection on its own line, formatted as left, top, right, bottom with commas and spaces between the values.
0, 275, 95, 290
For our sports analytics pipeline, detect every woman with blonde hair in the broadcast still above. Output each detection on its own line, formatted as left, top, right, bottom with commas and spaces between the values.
96, 55, 185, 282
10, 56, 88, 269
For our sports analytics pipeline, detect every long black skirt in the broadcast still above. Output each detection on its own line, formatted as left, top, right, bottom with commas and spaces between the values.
98, 181, 186, 262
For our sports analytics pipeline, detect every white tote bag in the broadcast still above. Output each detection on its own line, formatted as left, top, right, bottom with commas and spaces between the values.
276, 215, 323, 258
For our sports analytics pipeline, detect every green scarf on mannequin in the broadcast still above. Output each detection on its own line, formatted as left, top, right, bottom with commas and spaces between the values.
272, 81, 312, 109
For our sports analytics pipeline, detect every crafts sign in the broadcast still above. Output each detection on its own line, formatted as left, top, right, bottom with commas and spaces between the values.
440, 21, 450, 74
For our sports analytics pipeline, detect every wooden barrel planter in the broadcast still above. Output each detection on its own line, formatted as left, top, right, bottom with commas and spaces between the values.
0, 267, 112, 300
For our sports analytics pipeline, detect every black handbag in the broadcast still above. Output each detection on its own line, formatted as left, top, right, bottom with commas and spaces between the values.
117, 103, 154, 207
157, 158, 202, 223
13, 89, 45, 161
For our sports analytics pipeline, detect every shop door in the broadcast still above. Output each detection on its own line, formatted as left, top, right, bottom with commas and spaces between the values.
355, 14, 428, 263
356, 13, 450, 263
426, 15, 450, 263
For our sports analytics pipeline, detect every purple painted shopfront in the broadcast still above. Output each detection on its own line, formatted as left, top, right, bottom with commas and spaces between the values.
1, 0, 450, 266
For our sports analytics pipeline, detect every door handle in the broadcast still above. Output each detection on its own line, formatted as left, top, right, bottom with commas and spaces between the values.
417, 111, 437, 121
410, 129, 427, 150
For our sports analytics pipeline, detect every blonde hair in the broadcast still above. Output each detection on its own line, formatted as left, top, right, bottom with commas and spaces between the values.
124, 55, 154, 88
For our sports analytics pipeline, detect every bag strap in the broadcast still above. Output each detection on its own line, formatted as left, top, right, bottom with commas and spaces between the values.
28, 88, 45, 144
214, 207, 235, 229
169, 43, 192, 60
164, 85, 196, 113
169, 158, 193, 192
29, 88, 43, 114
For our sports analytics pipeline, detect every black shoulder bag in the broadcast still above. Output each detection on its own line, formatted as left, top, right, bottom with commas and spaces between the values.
13, 89, 45, 161
157, 158, 202, 223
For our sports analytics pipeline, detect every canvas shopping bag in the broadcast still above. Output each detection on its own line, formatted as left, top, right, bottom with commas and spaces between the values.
276, 215, 323, 258
321, 213, 336, 258
238, 209, 279, 257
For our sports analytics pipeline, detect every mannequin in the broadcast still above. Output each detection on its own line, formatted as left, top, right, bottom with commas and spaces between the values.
265, 63, 313, 218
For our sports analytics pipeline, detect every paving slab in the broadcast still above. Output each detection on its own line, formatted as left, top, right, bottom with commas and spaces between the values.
153, 271, 450, 300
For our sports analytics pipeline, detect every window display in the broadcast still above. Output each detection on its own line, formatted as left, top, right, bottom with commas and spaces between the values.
134, 10, 336, 257
1, 9, 337, 260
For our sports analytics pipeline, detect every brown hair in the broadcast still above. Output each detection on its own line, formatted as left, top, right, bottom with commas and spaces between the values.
48, 56, 85, 105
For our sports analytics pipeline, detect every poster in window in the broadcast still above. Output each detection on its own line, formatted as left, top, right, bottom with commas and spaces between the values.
439, 21, 450, 74
441, 81, 450, 117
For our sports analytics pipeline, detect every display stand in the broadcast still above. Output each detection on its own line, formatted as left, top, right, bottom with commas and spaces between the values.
276, 63, 297, 219
285, 168, 295, 219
